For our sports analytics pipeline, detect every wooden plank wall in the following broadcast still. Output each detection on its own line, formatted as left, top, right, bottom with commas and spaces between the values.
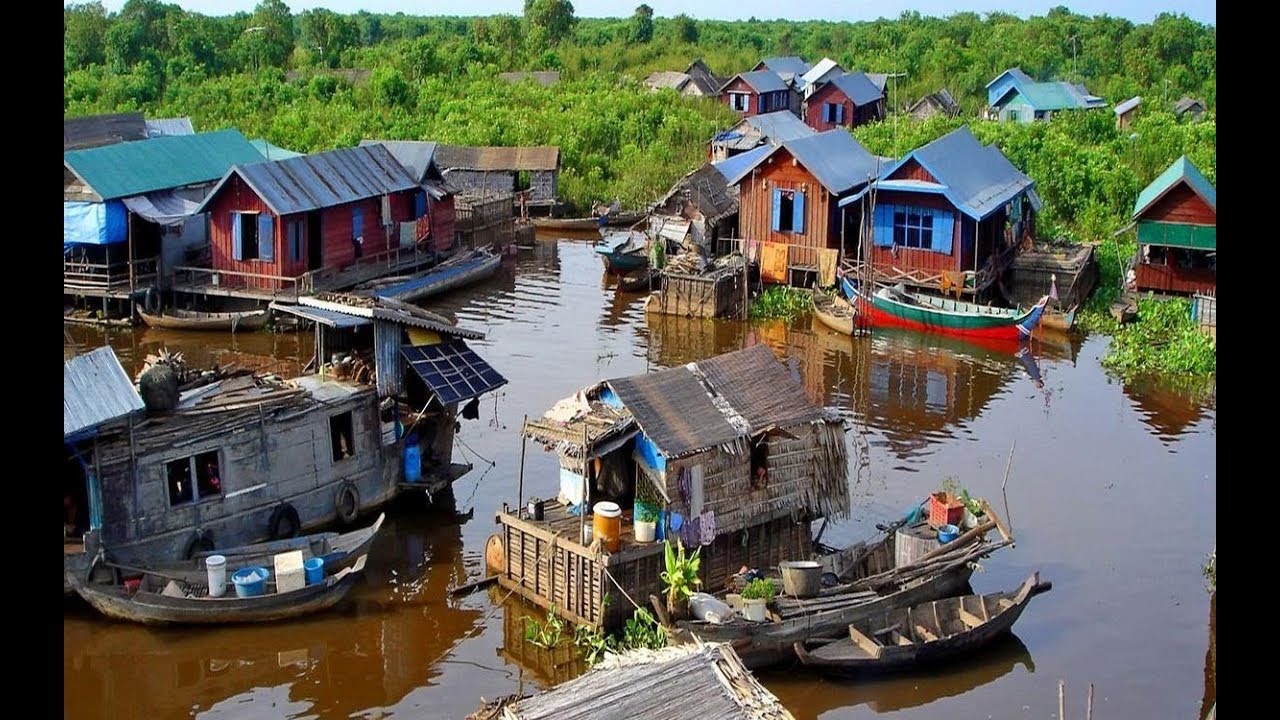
737, 148, 834, 269
1141, 184, 1215, 225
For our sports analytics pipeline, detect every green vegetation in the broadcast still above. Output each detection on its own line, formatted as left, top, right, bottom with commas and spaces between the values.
523, 604, 567, 648
1203, 548, 1215, 592
751, 286, 813, 320
660, 538, 701, 616
573, 608, 668, 665
741, 577, 777, 602
1100, 295, 1215, 378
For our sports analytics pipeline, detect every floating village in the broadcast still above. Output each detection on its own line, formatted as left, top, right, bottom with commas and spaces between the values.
65, 37, 1215, 720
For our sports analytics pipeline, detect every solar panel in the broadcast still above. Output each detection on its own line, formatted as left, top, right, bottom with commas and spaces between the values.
401, 341, 507, 406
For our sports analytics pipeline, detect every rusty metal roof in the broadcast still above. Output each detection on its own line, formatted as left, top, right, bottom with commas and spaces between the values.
196, 144, 418, 216
434, 145, 560, 172
64, 346, 145, 440
64, 112, 148, 150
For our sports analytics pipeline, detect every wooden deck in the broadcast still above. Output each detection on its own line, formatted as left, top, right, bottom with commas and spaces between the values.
169, 247, 438, 302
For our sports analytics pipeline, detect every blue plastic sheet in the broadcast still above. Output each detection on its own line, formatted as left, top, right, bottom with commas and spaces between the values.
64, 201, 127, 252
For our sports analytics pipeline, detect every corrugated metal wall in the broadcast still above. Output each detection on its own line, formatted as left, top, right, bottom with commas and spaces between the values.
373, 319, 402, 398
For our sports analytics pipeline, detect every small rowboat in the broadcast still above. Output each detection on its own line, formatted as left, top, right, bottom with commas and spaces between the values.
533, 211, 644, 231
596, 232, 649, 276
811, 290, 859, 335
363, 248, 501, 303
138, 308, 267, 332
793, 572, 1052, 674
617, 268, 661, 293
1039, 305, 1078, 332
842, 276, 1049, 342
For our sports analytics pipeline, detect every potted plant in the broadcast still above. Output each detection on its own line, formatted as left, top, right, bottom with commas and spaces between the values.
660, 538, 701, 621
959, 489, 986, 529
634, 504, 658, 542
740, 577, 776, 622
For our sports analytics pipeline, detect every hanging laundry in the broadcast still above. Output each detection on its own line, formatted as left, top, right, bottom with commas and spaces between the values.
699, 510, 716, 546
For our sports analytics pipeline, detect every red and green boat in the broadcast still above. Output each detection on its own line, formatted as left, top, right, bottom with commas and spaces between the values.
840, 276, 1049, 342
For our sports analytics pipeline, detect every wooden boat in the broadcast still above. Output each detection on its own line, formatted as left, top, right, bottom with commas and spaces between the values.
793, 571, 1052, 674
533, 211, 644, 231
595, 232, 649, 275
187, 512, 385, 576
811, 289, 859, 335
617, 267, 661, 293
842, 276, 1049, 342
674, 503, 1013, 670
365, 248, 501, 302
138, 308, 267, 332
1039, 305, 1078, 332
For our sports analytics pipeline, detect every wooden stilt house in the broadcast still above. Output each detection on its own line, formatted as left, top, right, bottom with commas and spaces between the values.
1127, 155, 1216, 295
491, 344, 850, 631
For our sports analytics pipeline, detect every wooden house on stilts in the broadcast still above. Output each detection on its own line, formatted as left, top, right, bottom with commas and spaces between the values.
489, 344, 849, 631
1126, 155, 1216, 296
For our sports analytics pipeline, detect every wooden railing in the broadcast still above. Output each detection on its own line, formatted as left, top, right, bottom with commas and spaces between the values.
174, 245, 436, 300
64, 256, 157, 292
173, 265, 306, 300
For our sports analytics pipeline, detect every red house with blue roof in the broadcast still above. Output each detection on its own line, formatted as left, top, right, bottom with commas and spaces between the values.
838, 126, 1039, 297
804, 72, 886, 131
720, 70, 797, 118
1127, 156, 1215, 295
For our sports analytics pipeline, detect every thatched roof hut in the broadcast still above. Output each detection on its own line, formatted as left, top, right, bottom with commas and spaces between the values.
474, 641, 794, 720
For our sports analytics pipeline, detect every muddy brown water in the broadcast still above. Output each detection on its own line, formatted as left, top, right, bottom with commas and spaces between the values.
64, 237, 1216, 719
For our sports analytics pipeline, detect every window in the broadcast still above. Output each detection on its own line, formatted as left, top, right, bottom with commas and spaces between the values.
779, 192, 795, 232
824, 102, 845, 124
892, 208, 935, 250
234, 212, 259, 261
288, 220, 304, 263
167, 450, 221, 507
1034, 110, 1048, 121
352, 207, 364, 240
750, 439, 769, 490
771, 189, 806, 234
330, 411, 356, 462
1007, 110, 1019, 122
729, 92, 750, 112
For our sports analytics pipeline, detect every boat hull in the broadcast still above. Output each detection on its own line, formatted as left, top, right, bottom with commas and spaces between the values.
843, 277, 1046, 342
534, 212, 642, 231
372, 250, 501, 303
812, 291, 858, 336
138, 310, 268, 332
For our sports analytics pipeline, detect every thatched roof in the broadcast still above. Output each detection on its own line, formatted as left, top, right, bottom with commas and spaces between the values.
653, 162, 739, 225
606, 344, 831, 459
435, 145, 560, 172
521, 384, 637, 461
502, 642, 793, 720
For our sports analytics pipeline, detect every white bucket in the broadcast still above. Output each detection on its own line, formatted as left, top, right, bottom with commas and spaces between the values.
206, 555, 227, 598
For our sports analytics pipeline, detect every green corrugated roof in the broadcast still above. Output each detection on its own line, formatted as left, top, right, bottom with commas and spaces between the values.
64, 129, 263, 200
250, 138, 305, 161
1132, 155, 1217, 219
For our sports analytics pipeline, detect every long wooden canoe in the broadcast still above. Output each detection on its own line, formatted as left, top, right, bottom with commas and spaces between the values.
138, 308, 268, 332
366, 248, 501, 303
843, 276, 1049, 342
812, 290, 859, 335
533, 211, 644, 231
793, 571, 1052, 674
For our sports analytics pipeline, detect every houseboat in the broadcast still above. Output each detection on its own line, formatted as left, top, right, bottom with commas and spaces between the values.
1125, 155, 1216, 296
65, 295, 506, 594
487, 343, 850, 631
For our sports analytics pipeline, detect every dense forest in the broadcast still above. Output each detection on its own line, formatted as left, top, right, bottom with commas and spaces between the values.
64, 2, 1217, 375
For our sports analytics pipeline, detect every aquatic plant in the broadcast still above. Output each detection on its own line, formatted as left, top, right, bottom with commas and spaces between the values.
573, 608, 668, 665
1101, 295, 1216, 378
660, 538, 702, 616
750, 286, 812, 320
524, 605, 566, 648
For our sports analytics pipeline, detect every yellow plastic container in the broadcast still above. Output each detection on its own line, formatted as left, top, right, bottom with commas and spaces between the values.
593, 501, 622, 553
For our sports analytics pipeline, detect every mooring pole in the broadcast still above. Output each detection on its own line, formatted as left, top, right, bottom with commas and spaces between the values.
517, 414, 528, 516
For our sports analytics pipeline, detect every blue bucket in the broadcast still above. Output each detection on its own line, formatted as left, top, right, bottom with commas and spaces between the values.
937, 524, 960, 544
304, 557, 325, 585
231, 566, 269, 598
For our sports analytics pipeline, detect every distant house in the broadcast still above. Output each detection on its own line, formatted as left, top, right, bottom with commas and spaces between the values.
839, 125, 1039, 297
498, 71, 560, 87
803, 72, 886, 131
800, 58, 845, 99
908, 89, 961, 120
644, 70, 701, 96
684, 59, 725, 96
647, 161, 740, 255
985, 68, 1107, 123
64, 112, 149, 150
433, 145, 560, 207
723, 129, 886, 285
753, 56, 812, 83
1114, 96, 1142, 130
63, 129, 264, 304
866, 74, 891, 95
708, 110, 815, 162
361, 140, 458, 254
191, 145, 423, 297
145, 117, 195, 137
719, 70, 795, 118
250, 138, 305, 161
1173, 96, 1208, 121
1128, 156, 1215, 295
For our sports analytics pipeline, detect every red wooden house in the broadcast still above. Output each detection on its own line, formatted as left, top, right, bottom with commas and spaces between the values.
720, 129, 886, 285
1128, 156, 1215, 295
839, 126, 1038, 296
193, 145, 422, 294
361, 140, 457, 253
719, 71, 795, 119
804, 72, 886, 131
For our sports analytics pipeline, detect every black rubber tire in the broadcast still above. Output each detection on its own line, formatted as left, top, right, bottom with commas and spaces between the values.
185, 530, 215, 560
335, 482, 360, 526
268, 503, 301, 540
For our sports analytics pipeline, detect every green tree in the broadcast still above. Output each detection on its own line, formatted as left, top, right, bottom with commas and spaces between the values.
235, 0, 295, 71
672, 13, 698, 44
299, 8, 358, 68
371, 67, 413, 107
524, 0, 576, 45
630, 4, 654, 44
64, 2, 110, 71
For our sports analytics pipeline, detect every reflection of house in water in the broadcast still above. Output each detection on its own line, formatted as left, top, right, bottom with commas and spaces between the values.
1122, 379, 1214, 441
1201, 591, 1215, 720
64, 507, 483, 718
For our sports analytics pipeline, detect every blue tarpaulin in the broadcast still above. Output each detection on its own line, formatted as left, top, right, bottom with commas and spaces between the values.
64, 201, 127, 252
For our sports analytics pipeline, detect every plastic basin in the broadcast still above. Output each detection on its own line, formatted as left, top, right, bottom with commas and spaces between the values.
231, 567, 270, 598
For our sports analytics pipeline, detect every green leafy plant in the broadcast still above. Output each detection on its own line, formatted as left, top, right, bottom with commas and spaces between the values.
741, 577, 776, 602
524, 605, 566, 648
635, 504, 659, 523
750, 286, 813, 320
660, 538, 701, 616
573, 608, 667, 666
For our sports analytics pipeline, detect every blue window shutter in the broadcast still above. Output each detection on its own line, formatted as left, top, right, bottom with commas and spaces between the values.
414, 191, 427, 219
757, 95, 764, 113
258, 214, 274, 261
231, 212, 242, 261
836, 103, 845, 124
793, 191, 805, 233
352, 207, 363, 238
770, 189, 782, 232
873, 204, 894, 247
932, 209, 955, 255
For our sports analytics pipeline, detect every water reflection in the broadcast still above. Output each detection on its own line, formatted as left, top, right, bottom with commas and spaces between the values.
762, 632, 1035, 718
63, 499, 484, 720
493, 592, 590, 691
1123, 377, 1217, 442
1201, 591, 1216, 719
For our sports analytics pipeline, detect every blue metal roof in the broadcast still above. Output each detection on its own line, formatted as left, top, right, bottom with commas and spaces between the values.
783, 130, 884, 195
360, 139, 439, 183
1114, 96, 1142, 116
841, 126, 1034, 219
827, 72, 884, 107
986, 68, 1034, 89
196, 144, 418, 217
64, 129, 264, 201
742, 111, 815, 144
728, 71, 789, 94
713, 144, 776, 186
64, 346, 145, 440
759, 57, 812, 77
145, 117, 195, 137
